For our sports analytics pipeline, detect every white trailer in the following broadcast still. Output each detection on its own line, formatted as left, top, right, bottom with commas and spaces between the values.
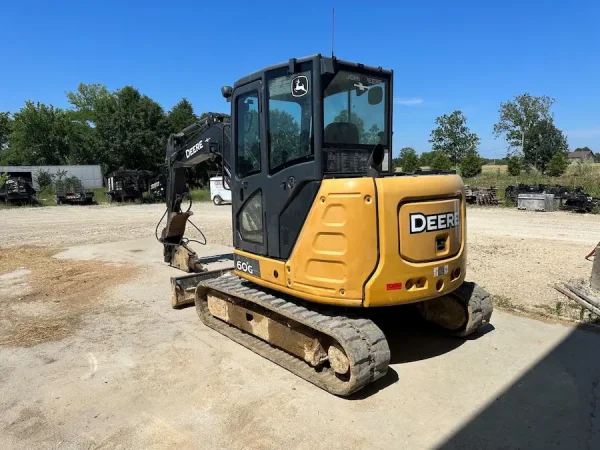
209, 176, 231, 205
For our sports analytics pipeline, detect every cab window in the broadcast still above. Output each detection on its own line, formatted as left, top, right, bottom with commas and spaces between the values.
267, 70, 313, 173
236, 91, 261, 178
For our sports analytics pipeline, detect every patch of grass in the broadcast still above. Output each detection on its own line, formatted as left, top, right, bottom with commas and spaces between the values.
493, 295, 526, 312
464, 163, 600, 200
91, 187, 108, 204
189, 188, 210, 203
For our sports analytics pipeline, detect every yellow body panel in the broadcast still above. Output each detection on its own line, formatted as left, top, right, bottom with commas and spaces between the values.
233, 250, 361, 307
364, 175, 466, 307
285, 178, 377, 304
235, 174, 467, 308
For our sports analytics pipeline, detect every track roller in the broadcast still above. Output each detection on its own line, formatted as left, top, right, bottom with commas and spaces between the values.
194, 273, 390, 396
417, 281, 493, 337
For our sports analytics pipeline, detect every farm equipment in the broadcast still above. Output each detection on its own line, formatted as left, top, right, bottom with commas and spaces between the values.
148, 175, 167, 202
505, 184, 599, 212
0, 176, 36, 205
563, 187, 599, 213
158, 54, 493, 396
464, 185, 498, 206
106, 170, 151, 203
54, 176, 94, 205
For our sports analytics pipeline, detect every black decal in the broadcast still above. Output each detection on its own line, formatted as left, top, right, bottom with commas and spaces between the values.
233, 254, 261, 277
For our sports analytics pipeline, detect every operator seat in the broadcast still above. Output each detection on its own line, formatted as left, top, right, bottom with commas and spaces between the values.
324, 122, 360, 144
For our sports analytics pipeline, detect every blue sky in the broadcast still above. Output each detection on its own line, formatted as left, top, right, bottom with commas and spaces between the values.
2, 0, 600, 158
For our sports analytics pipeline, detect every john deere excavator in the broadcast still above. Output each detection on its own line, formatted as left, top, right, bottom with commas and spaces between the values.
158, 54, 493, 396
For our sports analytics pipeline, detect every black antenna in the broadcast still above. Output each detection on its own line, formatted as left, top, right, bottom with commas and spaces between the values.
331, 8, 335, 57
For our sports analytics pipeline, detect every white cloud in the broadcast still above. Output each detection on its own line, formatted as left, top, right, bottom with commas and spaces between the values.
394, 98, 423, 106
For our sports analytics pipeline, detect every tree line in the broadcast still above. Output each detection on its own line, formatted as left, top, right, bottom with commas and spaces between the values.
393, 93, 583, 178
0, 83, 214, 184
0, 87, 588, 181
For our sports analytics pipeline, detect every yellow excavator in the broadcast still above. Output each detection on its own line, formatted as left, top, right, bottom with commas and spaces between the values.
158, 54, 493, 396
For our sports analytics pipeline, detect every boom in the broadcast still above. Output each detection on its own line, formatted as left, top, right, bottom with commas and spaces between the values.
160, 113, 231, 272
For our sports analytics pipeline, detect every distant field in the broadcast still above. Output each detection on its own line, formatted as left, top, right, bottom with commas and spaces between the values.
480, 162, 600, 176
393, 161, 600, 199
466, 162, 600, 198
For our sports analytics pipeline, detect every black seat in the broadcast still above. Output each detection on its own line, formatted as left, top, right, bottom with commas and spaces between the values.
324, 122, 359, 145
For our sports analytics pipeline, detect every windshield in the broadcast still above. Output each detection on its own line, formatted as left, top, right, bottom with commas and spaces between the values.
323, 70, 388, 146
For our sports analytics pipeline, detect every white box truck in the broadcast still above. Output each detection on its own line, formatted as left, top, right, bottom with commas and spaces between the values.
210, 176, 231, 205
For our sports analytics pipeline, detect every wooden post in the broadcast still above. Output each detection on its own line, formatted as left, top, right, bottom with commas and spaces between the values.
591, 245, 600, 291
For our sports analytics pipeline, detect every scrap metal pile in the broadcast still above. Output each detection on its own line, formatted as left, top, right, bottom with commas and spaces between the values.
464, 185, 499, 205
504, 184, 599, 213
0, 176, 36, 205
54, 176, 94, 205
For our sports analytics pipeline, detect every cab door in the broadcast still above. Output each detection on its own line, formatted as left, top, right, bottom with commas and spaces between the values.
231, 80, 267, 256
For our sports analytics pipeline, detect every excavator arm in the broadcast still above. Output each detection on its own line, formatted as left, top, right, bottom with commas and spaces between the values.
160, 113, 231, 272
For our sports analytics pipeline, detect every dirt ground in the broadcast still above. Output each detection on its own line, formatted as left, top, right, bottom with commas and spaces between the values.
1, 203, 599, 449
2, 203, 599, 321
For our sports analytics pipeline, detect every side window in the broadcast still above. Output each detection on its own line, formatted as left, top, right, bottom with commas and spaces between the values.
236, 91, 260, 178
239, 190, 263, 244
267, 71, 313, 172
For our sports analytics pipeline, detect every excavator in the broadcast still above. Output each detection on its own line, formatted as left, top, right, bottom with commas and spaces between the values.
158, 54, 493, 396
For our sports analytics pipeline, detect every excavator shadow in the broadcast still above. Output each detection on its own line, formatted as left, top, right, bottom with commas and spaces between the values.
348, 306, 495, 399
368, 305, 494, 365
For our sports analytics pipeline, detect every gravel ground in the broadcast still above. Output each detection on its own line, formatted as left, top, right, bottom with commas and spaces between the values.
1, 203, 599, 320
0, 203, 233, 248
2, 204, 600, 448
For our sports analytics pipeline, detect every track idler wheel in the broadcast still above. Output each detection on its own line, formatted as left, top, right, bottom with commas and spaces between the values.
417, 281, 493, 337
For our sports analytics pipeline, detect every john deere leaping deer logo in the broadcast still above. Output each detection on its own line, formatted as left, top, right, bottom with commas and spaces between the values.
291, 75, 309, 97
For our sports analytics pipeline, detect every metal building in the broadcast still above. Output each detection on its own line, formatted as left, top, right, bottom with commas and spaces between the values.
0, 165, 103, 190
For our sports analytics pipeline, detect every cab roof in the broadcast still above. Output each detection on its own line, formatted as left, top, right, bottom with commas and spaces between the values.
232, 54, 393, 90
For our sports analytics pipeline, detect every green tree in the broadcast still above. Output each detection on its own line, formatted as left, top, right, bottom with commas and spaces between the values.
419, 151, 434, 167
167, 98, 197, 133
398, 147, 420, 172
66, 83, 112, 124
459, 151, 484, 178
546, 152, 569, 177
429, 111, 480, 166
507, 155, 523, 176
362, 124, 382, 145
0, 112, 11, 150
92, 86, 168, 174
66, 83, 113, 165
493, 93, 555, 150
522, 119, 568, 173
9, 101, 73, 165
430, 151, 453, 170
269, 109, 302, 168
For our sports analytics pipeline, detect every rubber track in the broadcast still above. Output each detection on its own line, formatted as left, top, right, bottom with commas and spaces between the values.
448, 281, 494, 337
195, 274, 390, 396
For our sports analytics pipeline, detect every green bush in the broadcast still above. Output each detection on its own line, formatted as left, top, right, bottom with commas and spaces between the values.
430, 152, 453, 171
189, 188, 210, 202
460, 153, 483, 178
546, 152, 569, 177
507, 156, 523, 176
398, 147, 420, 172
35, 169, 54, 189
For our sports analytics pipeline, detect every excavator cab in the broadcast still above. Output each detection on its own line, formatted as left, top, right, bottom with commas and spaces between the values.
162, 54, 492, 396
224, 55, 392, 262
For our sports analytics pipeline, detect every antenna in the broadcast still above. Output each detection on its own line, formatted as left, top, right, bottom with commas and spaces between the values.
331, 8, 335, 57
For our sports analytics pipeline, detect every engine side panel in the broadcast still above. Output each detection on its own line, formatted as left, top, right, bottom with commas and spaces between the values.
285, 178, 378, 303
233, 177, 377, 307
